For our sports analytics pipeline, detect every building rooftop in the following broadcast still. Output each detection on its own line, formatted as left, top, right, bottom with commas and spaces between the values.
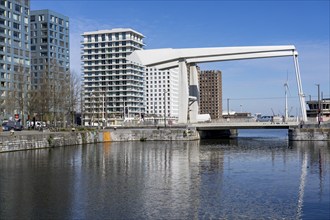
82, 28, 145, 37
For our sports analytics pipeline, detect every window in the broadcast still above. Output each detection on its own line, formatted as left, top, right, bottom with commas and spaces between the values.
14, 4, 21, 12
13, 22, 20, 30
13, 13, 20, 21
38, 15, 44, 21
13, 31, 20, 38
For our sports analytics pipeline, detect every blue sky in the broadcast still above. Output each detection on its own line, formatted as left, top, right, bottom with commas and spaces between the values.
31, 0, 329, 116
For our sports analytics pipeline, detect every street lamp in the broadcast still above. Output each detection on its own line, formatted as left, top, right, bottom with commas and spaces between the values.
90, 93, 95, 127
316, 84, 320, 124
102, 91, 105, 128
164, 89, 167, 127
227, 98, 230, 118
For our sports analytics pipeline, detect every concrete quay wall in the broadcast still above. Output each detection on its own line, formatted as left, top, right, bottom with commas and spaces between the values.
289, 128, 330, 141
0, 128, 199, 153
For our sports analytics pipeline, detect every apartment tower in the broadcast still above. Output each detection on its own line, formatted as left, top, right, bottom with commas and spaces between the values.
145, 67, 179, 118
30, 9, 69, 122
81, 28, 144, 126
30, 9, 70, 88
199, 70, 222, 119
0, 0, 30, 121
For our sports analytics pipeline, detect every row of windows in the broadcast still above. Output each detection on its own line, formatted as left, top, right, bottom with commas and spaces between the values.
0, 37, 29, 49
145, 105, 171, 109
84, 48, 131, 54
0, 9, 29, 24
0, 20, 28, 34
146, 76, 170, 80
146, 97, 171, 101
84, 69, 143, 75
85, 54, 126, 60
146, 71, 170, 76
31, 30, 68, 40
146, 85, 170, 94
146, 84, 169, 88
0, 1, 29, 14
145, 80, 171, 85
30, 37, 68, 48
85, 32, 142, 42
30, 14, 68, 28
31, 45, 69, 54
146, 91, 170, 97
309, 104, 330, 110
84, 41, 142, 49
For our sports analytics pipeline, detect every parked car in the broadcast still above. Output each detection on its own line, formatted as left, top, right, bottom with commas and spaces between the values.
257, 115, 273, 122
2, 121, 23, 131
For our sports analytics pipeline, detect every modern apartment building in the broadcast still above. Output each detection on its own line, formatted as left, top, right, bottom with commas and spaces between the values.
199, 70, 222, 119
145, 67, 179, 118
81, 28, 145, 126
0, 0, 30, 121
29, 9, 69, 122
30, 9, 69, 89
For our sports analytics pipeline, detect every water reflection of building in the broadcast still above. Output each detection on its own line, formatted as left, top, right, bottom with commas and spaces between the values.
105, 141, 201, 219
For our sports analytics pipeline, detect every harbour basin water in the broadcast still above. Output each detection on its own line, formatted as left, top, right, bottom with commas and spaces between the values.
0, 129, 329, 219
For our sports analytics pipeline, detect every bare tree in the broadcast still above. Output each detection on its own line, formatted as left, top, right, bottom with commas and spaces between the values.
3, 63, 29, 125
61, 70, 81, 126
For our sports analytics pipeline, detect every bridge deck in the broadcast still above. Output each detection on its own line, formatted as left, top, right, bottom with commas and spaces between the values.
192, 121, 299, 130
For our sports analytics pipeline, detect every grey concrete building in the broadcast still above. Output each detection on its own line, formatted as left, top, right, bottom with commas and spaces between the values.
29, 9, 69, 123
0, 0, 30, 121
81, 28, 145, 126
30, 9, 69, 89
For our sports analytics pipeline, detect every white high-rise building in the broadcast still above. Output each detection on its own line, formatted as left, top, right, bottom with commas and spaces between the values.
145, 67, 179, 118
81, 28, 145, 126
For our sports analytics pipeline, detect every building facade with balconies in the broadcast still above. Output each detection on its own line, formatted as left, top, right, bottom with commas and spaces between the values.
0, 0, 30, 121
81, 28, 145, 126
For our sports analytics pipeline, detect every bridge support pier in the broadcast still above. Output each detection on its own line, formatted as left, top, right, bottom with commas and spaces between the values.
178, 60, 189, 124
189, 63, 199, 123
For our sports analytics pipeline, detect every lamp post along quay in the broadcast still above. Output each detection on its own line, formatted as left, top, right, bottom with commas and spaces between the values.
316, 84, 320, 124
164, 89, 167, 127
